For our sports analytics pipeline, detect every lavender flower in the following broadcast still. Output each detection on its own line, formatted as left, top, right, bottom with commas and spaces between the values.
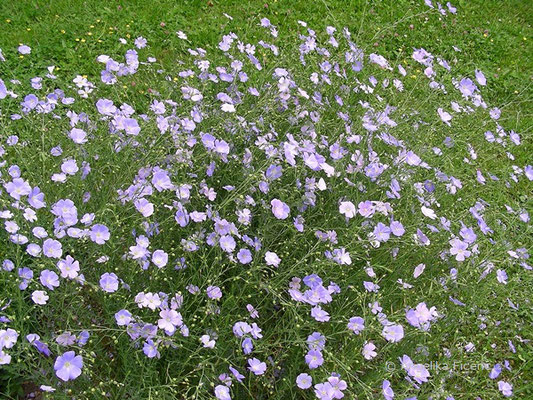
296, 373, 313, 389
382, 324, 404, 342
248, 358, 267, 375
54, 351, 83, 381
40, 270, 59, 290
99, 272, 119, 293
271, 199, 290, 219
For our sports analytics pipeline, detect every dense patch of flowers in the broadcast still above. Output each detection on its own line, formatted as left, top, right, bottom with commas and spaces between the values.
0, 2, 531, 399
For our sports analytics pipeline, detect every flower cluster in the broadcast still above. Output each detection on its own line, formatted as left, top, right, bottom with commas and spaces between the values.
0, 2, 529, 399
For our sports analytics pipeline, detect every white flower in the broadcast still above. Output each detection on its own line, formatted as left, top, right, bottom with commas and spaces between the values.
32, 290, 49, 305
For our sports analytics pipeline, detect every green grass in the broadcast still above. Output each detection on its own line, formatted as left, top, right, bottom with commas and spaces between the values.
0, 0, 532, 399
